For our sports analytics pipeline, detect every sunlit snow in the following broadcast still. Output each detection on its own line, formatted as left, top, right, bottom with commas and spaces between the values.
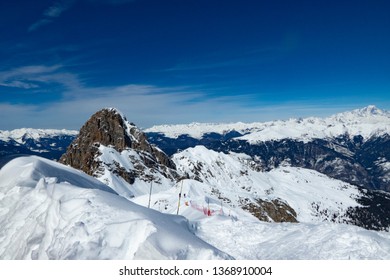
0, 156, 230, 260
146, 106, 390, 143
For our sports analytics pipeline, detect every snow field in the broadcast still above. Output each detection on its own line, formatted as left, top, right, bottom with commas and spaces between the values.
196, 215, 390, 259
0, 156, 230, 260
1, 148, 390, 260
173, 146, 361, 223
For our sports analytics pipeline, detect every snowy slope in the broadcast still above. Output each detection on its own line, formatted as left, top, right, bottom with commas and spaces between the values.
146, 105, 390, 143
196, 216, 390, 260
0, 156, 230, 260
0, 128, 78, 144
1, 155, 390, 260
132, 182, 390, 259
171, 146, 362, 224
129, 152, 390, 260
95, 145, 177, 199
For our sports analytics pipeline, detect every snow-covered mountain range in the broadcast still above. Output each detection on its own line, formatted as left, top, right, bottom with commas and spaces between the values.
0, 128, 78, 144
0, 128, 77, 163
146, 105, 390, 142
146, 106, 390, 192
1, 106, 390, 259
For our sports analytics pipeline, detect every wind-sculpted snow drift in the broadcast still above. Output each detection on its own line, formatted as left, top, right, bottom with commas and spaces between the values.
0, 156, 230, 260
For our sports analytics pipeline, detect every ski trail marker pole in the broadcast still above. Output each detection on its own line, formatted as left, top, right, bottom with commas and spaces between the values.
177, 180, 184, 215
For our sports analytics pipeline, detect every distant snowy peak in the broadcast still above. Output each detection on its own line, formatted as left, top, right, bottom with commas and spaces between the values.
146, 106, 390, 142
0, 128, 78, 144
350, 105, 386, 117
146, 122, 252, 139
331, 105, 388, 122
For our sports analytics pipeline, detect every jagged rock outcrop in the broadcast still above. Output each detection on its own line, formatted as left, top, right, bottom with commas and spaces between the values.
60, 108, 178, 196
242, 198, 298, 223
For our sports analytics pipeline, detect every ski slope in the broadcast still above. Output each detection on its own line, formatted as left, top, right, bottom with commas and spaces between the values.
1, 155, 390, 260
131, 177, 390, 260
0, 156, 230, 260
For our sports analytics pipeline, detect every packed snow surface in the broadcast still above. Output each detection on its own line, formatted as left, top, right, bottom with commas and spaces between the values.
146, 105, 390, 143
0, 156, 229, 260
1, 152, 390, 259
131, 176, 390, 260
131, 145, 390, 259
196, 216, 390, 260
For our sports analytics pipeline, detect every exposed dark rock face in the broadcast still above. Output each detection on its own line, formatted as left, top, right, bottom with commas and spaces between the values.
242, 198, 298, 223
60, 108, 177, 185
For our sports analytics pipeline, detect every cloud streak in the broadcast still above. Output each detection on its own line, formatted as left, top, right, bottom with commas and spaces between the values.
28, 0, 136, 31
0, 65, 80, 90
0, 82, 211, 129
163, 46, 290, 73
1, 64, 387, 131
0, 76, 371, 131
29, 0, 76, 31
44, 1, 74, 17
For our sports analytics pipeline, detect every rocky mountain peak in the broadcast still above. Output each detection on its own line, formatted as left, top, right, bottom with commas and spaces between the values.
59, 109, 177, 194
74, 108, 140, 152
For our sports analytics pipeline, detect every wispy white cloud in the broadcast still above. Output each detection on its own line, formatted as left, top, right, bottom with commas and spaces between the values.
0, 65, 80, 90
0, 81, 39, 89
28, 19, 53, 32
1, 64, 386, 130
29, 0, 76, 32
28, 0, 136, 31
44, 1, 74, 17
1, 74, 375, 130
0, 82, 209, 129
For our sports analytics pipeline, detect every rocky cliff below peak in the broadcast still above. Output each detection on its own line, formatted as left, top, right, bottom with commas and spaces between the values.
60, 108, 178, 198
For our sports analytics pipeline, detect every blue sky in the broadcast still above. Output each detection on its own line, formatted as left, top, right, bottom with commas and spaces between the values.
1, 0, 389, 130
